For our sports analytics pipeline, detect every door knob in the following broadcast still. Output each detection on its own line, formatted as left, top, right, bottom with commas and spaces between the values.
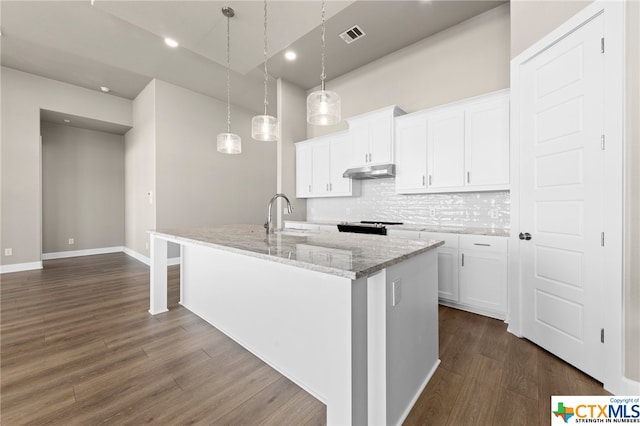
519, 232, 532, 241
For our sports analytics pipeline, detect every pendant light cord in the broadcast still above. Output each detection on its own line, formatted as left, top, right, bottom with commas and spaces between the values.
226, 12, 231, 133
320, 0, 326, 91
263, 0, 269, 115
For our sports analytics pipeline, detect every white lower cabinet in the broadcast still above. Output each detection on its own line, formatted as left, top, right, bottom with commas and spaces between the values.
420, 232, 507, 319
458, 235, 508, 318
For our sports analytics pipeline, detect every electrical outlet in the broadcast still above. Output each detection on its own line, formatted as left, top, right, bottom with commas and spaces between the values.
392, 280, 402, 306
489, 209, 498, 219
430, 208, 436, 217
68, 238, 75, 245
4, 248, 12, 256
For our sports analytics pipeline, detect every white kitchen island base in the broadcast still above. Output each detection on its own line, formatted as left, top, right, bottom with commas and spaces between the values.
149, 228, 440, 426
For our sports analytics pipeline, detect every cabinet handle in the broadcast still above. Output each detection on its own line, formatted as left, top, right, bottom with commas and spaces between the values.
365, 153, 368, 163
329, 183, 332, 191
422, 175, 425, 186
461, 253, 465, 267
309, 185, 311, 193
368, 153, 372, 163
326, 183, 329, 192
467, 171, 471, 183
474, 243, 491, 247
428, 175, 432, 186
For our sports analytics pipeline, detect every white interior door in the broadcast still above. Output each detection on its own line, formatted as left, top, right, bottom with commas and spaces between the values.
520, 13, 605, 381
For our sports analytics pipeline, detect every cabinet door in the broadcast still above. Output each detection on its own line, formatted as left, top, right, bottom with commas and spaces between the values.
311, 142, 331, 194
350, 122, 370, 167
437, 247, 459, 302
295, 144, 313, 198
464, 95, 509, 187
428, 110, 465, 190
459, 249, 507, 314
329, 134, 352, 195
395, 116, 427, 193
369, 116, 393, 164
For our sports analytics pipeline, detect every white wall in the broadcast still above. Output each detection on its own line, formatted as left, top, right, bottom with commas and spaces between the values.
510, 0, 592, 57
307, 3, 510, 138
41, 122, 124, 253
0, 67, 132, 266
277, 78, 308, 227
154, 79, 276, 230
124, 80, 156, 258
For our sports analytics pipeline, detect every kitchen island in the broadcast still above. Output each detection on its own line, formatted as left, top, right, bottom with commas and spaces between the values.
149, 225, 442, 426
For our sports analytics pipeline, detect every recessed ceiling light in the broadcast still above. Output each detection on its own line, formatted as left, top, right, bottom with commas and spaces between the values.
284, 50, 297, 61
64, 119, 71, 123
100, 86, 110, 93
164, 37, 179, 48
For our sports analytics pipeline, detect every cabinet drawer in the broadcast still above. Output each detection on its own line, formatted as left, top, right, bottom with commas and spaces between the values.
420, 232, 459, 249
459, 235, 507, 252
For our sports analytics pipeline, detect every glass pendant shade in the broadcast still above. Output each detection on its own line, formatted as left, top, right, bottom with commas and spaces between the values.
251, 114, 278, 141
307, 89, 341, 126
217, 132, 241, 154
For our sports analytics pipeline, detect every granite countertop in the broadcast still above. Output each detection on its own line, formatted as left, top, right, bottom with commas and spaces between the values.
150, 224, 443, 280
285, 220, 510, 237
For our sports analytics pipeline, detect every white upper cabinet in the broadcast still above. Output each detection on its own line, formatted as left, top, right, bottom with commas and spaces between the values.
346, 106, 406, 167
295, 143, 313, 198
394, 90, 510, 194
295, 132, 358, 198
395, 114, 428, 193
311, 142, 331, 194
329, 132, 352, 194
428, 109, 465, 190
464, 94, 510, 188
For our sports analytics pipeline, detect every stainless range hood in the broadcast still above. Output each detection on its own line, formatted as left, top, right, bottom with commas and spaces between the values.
343, 164, 396, 180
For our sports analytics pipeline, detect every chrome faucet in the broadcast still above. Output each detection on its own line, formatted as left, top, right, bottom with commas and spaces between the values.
265, 193, 293, 234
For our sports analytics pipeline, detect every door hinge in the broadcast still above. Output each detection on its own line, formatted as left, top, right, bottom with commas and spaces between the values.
601, 232, 605, 247
601, 134, 605, 150
601, 37, 605, 53
601, 328, 605, 343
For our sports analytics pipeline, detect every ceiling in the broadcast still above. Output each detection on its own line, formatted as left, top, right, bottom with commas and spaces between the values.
0, 0, 506, 115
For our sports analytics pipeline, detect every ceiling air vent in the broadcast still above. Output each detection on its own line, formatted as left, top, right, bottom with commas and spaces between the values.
339, 25, 365, 44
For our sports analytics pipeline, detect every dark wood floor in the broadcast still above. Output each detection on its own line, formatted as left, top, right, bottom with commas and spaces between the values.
1, 253, 607, 425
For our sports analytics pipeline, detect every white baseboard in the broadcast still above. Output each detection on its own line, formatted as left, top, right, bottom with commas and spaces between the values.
42, 246, 123, 260
123, 247, 150, 265
122, 247, 180, 267
395, 359, 441, 426
606, 376, 640, 395
0, 261, 43, 274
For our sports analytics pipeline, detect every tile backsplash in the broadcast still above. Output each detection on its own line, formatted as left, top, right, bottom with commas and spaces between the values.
307, 180, 510, 231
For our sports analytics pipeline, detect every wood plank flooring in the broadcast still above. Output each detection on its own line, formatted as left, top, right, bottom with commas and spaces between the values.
1, 253, 607, 425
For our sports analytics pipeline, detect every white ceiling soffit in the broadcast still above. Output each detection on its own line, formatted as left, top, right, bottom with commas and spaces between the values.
40, 109, 133, 136
93, 1, 353, 75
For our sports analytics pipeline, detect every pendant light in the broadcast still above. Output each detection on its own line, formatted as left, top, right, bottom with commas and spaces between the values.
251, 0, 278, 141
217, 7, 241, 154
306, 0, 341, 126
